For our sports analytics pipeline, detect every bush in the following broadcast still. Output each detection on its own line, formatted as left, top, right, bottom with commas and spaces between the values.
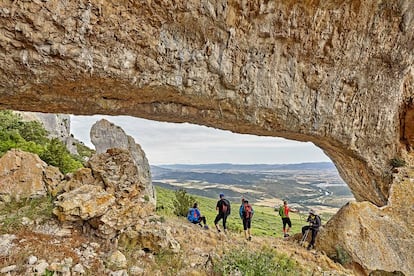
0, 111, 85, 174
213, 247, 304, 275
17, 120, 49, 145
389, 158, 406, 168
76, 142, 95, 159
333, 245, 351, 265
173, 189, 195, 217
40, 138, 83, 174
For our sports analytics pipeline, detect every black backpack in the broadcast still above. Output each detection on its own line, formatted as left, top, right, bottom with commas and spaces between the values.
221, 199, 231, 215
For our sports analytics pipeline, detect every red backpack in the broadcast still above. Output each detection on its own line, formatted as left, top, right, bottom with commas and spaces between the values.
243, 203, 253, 218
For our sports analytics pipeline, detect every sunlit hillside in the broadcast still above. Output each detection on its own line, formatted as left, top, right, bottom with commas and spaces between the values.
155, 186, 332, 238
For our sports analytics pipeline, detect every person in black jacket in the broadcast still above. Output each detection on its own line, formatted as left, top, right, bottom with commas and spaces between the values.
214, 193, 231, 233
301, 209, 321, 250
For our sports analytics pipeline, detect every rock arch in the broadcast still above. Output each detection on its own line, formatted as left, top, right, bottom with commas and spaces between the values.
0, 1, 413, 274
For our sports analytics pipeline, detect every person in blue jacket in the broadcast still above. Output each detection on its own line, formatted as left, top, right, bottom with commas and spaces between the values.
239, 198, 254, 241
187, 202, 208, 229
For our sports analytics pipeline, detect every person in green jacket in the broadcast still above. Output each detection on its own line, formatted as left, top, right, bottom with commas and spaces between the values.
278, 200, 297, 237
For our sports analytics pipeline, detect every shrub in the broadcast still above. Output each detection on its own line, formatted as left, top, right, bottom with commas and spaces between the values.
40, 138, 83, 174
173, 189, 195, 217
76, 142, 95, 159
333, 245, 351, 265
389, 158, 406, 168
0, 111, 85, 174
213, 247, 304, 276
17, 120, 49, 145
155, 249, 185, 273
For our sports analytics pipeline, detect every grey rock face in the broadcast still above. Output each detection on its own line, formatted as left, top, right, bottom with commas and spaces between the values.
17, 112, 71, 139
90, 119, 155, 204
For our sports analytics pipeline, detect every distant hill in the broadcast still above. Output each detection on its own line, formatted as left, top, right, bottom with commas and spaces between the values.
151, 162, 352, 212
153, 162, 335, 172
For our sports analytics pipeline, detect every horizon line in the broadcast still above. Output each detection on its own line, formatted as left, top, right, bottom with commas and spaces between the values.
152, 161, 333, 166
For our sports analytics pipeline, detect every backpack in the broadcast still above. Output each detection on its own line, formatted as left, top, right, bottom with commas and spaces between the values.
221, 199, 231, 215
187, 208, 198, 222
243, 203, 253, 219
278, 206, 284, 217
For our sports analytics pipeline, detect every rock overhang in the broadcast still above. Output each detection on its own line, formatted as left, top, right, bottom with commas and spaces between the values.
0, 0, 413, 206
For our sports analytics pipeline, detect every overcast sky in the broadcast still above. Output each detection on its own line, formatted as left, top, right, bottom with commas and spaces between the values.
70, 115, 331, 165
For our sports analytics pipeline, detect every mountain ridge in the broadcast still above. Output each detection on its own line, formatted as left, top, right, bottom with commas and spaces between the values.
152, 161, 335, 172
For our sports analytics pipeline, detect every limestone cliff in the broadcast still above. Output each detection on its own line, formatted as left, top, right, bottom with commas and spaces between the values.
15, 111, 80, 155
0, 1, 413, 274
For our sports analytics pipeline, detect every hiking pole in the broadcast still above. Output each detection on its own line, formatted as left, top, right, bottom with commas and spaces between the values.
300, 229, 310, 246
300, 222, 312, 246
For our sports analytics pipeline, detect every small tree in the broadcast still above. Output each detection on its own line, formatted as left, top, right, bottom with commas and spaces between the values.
40, 138, 83, 174
173, 189, 195, 217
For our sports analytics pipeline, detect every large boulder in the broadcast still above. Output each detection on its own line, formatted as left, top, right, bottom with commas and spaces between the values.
54, 148, 156, 239
53, 185, 115, 221
0, 149, 63, 201
318, 168, 414, 275
90, 119, 155, 205
51, 168, 97, 196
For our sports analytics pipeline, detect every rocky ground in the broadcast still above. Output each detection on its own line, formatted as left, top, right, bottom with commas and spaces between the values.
3, 144, 410, 275
0, 215, 353, 276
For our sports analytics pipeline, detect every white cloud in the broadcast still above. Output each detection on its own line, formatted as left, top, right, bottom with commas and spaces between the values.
70, 115, 331, 165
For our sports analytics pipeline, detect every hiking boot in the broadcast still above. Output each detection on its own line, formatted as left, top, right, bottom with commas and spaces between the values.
284, 233, 289, 238
203, 225, 209, 230
307, 244, 314, 250
248, 236, 252, 241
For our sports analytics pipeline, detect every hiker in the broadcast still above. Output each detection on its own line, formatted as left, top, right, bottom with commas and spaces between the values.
301, 209, 321, 250
187, 202, 208, 229
239, 198, 254, 241
278, 200, 298, 237
214, 193, 231, 233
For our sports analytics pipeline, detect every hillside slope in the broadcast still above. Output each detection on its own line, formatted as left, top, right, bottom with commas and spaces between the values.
0, 214, 352, 276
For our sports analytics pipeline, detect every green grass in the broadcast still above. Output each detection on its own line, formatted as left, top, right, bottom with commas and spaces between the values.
212, 246, 308, 276
0, 195, 55, 233
155, 186, 315, 238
